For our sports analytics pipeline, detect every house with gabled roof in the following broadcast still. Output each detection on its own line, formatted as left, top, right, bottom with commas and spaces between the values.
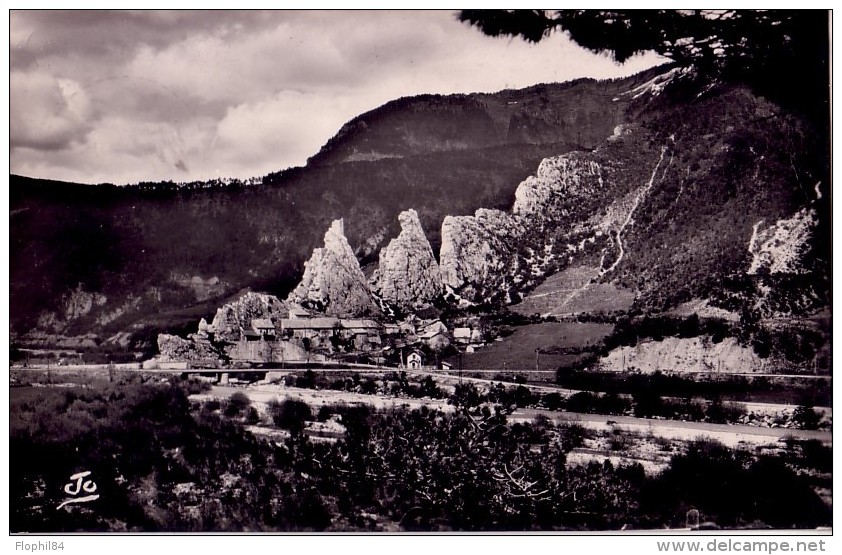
251, 318, 276, 339
406, 350, 423, 370
288, 306, 311, 320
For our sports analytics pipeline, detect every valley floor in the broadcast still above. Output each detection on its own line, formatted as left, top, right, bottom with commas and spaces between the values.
198, 382, 832, 448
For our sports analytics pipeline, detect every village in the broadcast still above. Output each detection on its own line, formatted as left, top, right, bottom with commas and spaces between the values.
149, 297, 489, 373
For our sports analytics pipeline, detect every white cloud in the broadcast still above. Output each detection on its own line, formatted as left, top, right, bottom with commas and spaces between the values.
9, 10, 665, 184
10, 70, 92, 150
211, 89, 383, 177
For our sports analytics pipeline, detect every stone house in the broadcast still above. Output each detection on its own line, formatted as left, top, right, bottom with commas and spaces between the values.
278, 317, 382, 352
453, 327, 472, 344
406, 351, 423, 370
417, 319, 450, 351
288, 306, 311, 320
279, 317, 340, 340
342, 319, 381, 351
251, 318, 276, 339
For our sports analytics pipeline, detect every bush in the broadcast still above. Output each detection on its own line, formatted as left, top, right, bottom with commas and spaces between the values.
229, 391, 251, 408
450, 382, 483, 408
705, 398, 746, 424
792, 405, 821, 430
223, 401, 241, 417
317, 404, 335, 422
295, 370, 318, 390
633, 390, 664, 418
359, 378, 379, 395
541, 392, 563, 411
245, 406, 260, 424
559, 422, 587, 449
268, 399, 313, 433
224, 391, 252, 417
181, 378, 212, 395
513, 385, 535, 407
419, 376, 442, 398
599, 392, 631, 415
566, 391, 598, 413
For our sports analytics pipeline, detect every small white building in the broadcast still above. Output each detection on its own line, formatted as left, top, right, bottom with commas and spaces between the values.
406, 351, 423, 370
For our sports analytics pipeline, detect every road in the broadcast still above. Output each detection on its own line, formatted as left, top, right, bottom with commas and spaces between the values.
512, 408, 832, 446
203, 383, 832, 447
15, 364, 831, 442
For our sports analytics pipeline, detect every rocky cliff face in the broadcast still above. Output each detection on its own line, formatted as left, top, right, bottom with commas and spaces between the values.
208, 292, 289, 342
439, 208, 525, 303
748, 207, 817, 275
438, 77, 830, 321
597, 336, 764, 374
371, 209, 442, 310
35, 285, 108, 333
512, 154, 604, 221
157, 333, 221, 363
438, 145, 621, 304
156, 291, 289, 363
288, 219, 377, 316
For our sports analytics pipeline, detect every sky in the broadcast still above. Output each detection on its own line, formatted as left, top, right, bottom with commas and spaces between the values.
9, 10, 665, 185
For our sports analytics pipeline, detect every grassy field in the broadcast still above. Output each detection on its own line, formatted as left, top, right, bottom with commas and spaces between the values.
512, 264, 636, 317
452, 321, 612, 370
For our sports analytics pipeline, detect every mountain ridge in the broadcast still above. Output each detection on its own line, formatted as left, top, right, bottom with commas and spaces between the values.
9, 64, 829, 363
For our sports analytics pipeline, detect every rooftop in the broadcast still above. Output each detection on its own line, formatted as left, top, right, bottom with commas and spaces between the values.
252, 318, 275, 329
280, 317, 341, 329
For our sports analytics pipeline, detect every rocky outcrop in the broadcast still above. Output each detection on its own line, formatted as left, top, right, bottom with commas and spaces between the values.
36, 285, 108, 333
157, 333, 221, 363
748, 208, 817, 275
439, 209, 525, 303
438, 150, 608, 304
169, 272, 227, 302
513, 154, 604, 221
371, 209, 442, 309
288, 219, 377, 316
63, 285, 108, 322
208, 292, 288, 342
597, 336, 764, 374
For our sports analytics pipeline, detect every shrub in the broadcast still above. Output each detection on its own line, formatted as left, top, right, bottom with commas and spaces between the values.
513, 385, 535, 407
224, 391, 251, 417
223, 401, 240, 417
245, 406, 260, 424
705, 398, 746, 424
559, 422, 587, 450
268, 399, 313, 433
181, 378, 212, 395
566, 391, 598, 413
541, 392, 563, 411
450, 382, 483, 408
359, 378, 379, 395
317, 404, 334, 422
229, 391, 251, 409
295, 369, 318, 390
792, 405, 821, 430
633, 390, 664, 418
419, 376, 441, 398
